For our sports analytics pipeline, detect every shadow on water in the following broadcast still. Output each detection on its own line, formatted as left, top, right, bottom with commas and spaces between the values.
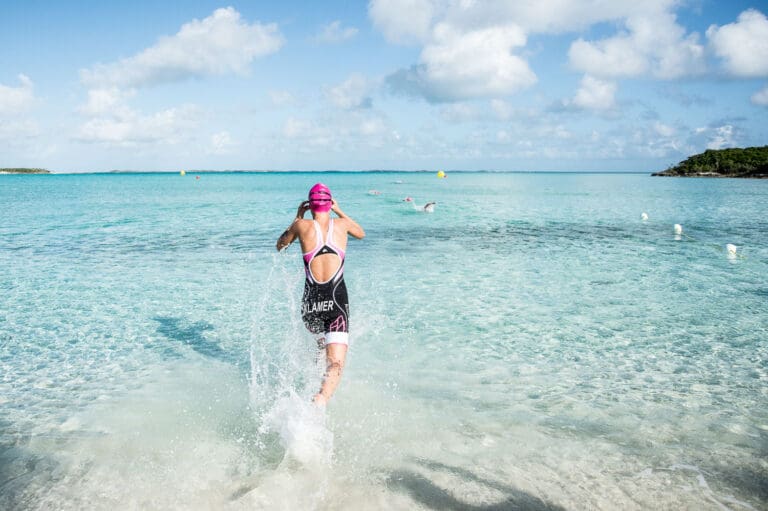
152, 316, 242, 366
0, 438, 59, 511
386, 460, 565, 511
701, 436, 768, 507
715, 465, 768, 505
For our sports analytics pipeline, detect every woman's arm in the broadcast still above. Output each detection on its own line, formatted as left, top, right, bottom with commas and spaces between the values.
275, 223, 297, 251
276, 201, 311, 251
332, 200, 365, 239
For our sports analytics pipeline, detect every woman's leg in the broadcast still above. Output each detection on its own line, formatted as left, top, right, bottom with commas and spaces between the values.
313, 343, 348, 406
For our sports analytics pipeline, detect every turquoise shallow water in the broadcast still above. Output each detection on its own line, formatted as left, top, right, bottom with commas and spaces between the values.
1, 172, 767, 510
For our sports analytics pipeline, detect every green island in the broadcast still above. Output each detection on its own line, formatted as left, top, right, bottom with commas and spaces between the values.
0, 168, 51, 174
653, 146, 768, 178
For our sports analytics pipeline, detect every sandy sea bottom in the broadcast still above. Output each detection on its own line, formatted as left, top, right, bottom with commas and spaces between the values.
1, 172, 767, 510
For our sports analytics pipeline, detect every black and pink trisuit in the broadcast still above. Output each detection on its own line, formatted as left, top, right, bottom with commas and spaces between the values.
301, 219, 349, 346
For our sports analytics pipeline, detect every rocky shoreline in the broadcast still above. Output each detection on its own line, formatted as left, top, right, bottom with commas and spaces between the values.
652, 171, 768, 178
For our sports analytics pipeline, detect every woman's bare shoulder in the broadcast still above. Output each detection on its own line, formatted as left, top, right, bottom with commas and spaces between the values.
333, 216, 353, 229
294, 218, 315, 232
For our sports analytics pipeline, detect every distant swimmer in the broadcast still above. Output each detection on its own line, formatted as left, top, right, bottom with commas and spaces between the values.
368, 189, 381, 195
423, 202, 436, 213
276, 183, 365, 407
403, 196, 413, 202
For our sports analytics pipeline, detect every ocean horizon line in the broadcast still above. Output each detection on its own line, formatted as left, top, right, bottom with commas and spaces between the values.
15, 169, 653, 176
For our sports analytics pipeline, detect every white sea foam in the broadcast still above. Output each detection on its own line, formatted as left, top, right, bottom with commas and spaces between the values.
262, 393, 333, 467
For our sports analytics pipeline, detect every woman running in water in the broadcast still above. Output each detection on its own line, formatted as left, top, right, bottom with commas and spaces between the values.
276, 183, 365, 406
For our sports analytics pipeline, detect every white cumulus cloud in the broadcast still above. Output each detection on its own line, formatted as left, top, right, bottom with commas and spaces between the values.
707, 9, 768, 77
75, 8, 280, 148
80, 7, 284, 89
0, 74, 36, 115
369, 0, 435, 44
569, 11, 705, 79
569, 36, 647, 78
706, 124, 736, 150
388, 22, 536, 102
422, 23, 536, 98
370, 0, 681, 41
445, 0, 679, 35
77, 104, 201, 146
376, 0, 705, 103
571, 75, 617, 110
76, 82, 200, 146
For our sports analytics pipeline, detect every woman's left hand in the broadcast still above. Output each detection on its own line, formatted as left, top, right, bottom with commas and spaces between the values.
297, 200, 310, 218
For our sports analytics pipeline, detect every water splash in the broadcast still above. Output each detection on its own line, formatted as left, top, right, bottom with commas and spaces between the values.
262, 392, 333, 467
246, 253, 334, 482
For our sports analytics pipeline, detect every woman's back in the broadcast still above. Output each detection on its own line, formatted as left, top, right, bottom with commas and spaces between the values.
298, 216, 349, 283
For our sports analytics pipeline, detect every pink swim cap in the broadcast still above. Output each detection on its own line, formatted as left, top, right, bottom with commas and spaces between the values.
308, 183, 332, 213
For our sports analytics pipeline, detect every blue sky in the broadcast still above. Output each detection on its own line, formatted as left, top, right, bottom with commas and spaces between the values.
1, 0, 767, 172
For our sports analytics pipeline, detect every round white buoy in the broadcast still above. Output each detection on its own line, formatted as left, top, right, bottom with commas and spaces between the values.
726, 244, 737, 255
674, 224, 682, 235
641, 212, 648, 221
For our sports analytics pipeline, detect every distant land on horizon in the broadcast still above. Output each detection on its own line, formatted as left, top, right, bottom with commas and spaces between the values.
0, 168, 51, 174
653, 146, 768, 178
